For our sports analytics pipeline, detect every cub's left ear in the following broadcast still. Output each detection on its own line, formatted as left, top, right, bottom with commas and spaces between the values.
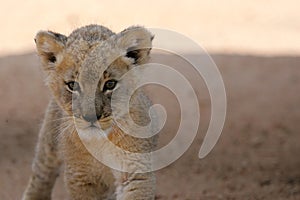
117, 26, 154, 64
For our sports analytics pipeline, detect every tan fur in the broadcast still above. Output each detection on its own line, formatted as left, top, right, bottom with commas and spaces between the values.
22, 24, 156, 200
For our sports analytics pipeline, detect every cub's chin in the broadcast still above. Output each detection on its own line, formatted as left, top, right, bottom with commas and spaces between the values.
77, 125, 112, 140
74, 118, 113, 140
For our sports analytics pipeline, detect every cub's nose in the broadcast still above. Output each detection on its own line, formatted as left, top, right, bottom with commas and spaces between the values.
82, 114, 101, 123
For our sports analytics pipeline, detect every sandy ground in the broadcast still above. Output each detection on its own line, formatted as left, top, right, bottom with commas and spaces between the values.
0, 51, 299, 200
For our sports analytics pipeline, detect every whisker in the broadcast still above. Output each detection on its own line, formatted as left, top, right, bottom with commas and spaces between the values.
54, 122, 74, 143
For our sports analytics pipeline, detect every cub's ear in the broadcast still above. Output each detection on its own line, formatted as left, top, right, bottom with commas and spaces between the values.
116, 26, 154, 64
35, 31, 67, 68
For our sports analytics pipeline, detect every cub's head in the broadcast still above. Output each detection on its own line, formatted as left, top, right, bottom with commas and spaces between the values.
35, 25, 153, 134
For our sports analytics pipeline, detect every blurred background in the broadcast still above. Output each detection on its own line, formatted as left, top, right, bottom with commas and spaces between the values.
1, 0, 300, 56
0, 0, 300, 199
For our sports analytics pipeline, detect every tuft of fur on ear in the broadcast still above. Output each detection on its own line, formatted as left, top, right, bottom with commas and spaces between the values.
35, 31, 67, 69
117, 26, 154, 65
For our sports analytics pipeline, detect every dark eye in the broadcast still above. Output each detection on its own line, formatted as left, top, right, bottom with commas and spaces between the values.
104, 80, 117, 91
66, 81, 80, 92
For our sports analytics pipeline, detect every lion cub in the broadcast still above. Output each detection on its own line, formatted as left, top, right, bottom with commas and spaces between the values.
22, 24, 156, 200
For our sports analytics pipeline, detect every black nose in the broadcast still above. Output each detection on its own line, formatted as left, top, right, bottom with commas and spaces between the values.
82, 114, 101, 123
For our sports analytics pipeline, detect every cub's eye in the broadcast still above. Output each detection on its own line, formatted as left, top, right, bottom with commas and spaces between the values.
103, 80, 117, 91
66, 81, 80, 92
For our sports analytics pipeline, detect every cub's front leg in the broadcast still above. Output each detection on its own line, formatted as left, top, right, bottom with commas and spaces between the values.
114, 172, 156, 200
22, 101, 62, 200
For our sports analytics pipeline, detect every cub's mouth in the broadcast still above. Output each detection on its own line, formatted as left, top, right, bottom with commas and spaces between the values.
74, 116, 113, 131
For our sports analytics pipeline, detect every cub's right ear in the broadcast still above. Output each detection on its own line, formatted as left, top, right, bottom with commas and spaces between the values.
35, 31, 67, 68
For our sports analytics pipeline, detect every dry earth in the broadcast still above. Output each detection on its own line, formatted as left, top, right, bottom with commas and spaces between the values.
0, 52, 299, 200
